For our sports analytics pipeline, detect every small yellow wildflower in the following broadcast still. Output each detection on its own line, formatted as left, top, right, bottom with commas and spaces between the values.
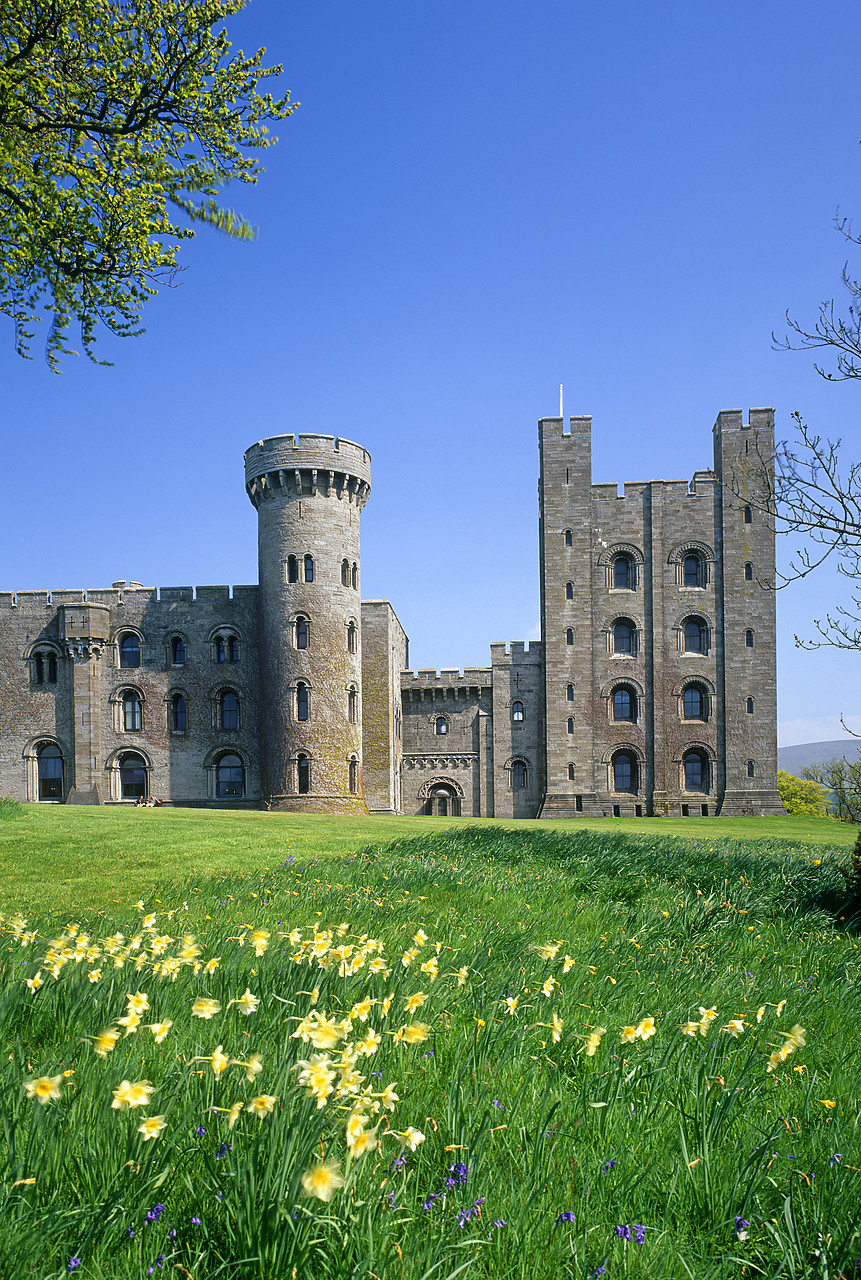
24, 1075, 63, 1105
583, 1027, 606, 1057
620, 1025, 637, 1044
398, 1126, 426, 1151
25, 972, 42, 992
94, 1028, 120, 1057
456, 966, 469, 987
246, 1094, 277, 1118
301, 1159, 344, 1202
126, 991, 149, 1014
404, 991, 427, 1014
400, 1022, 430, 1044
636, 1017, 656, 1041
541, 977, 557, 998
148, 1020, 173, 1044
142, 914, 157, 930
137, 1115, 166, 1142
191, 997, 221, 1020
819, 1099, 836, 1108
111, 1080, 155, 1110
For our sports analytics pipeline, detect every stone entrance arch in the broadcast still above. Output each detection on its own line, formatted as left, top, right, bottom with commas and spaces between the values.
418, 776, 463, 817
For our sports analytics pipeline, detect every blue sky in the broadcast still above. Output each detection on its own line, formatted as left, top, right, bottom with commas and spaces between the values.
3, 0, 861, 747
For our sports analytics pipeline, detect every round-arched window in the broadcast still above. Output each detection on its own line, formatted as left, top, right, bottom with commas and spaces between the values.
612, 686, 636, 722
435, 716, 447, 735
296, 616, 309, 649
511, 760, 527, 788
37, 743, 63, 800
612, 619, 635, 655
171, 636, 185, 665
683, 554, 704, 588
683, 618, 707, 654
296, 683, 309, 722
297, 753, 311, 794
512, 701, 524, 722
683, 750, 709, 793
120, 752, 147, 800
611, 750, 638, 793
119, 633, 140, 668
683, 685, 707, 720
613, 555, 634, 590
122, 690, 143, 731
216, 753, 245, 798
220, 691, 239, 730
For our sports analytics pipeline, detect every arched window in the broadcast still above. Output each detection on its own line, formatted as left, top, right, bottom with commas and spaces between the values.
297, 753, 310, 794
228, 636, 239, 663
304, 554, 314, 583
216, 753, 245, 799
683, 618, 707, 654
120, 752, 147, 800
612, 686, 636, 722
564, 530, 573, 547
566, 582, 574, 600
341, 559, 350, 586
567, 717, 574, 734
171, 636, 185, 665
351, 562, 358, 589
296, 682, 309, 722
171, 693, 187, 732
613, 555, 634, 590
220, 691, 239, 731
612, 619, 635, 655
215, 637, 226, 663
348, 687, 358, 723
568, 763, 575, 781
683, 685, 707, 720
612, 750, 638, 793
123, 690, 143, 731
347, 621, 357, 654
37, 743, 63, 800
747, 696, 754, 714
119, 633, 140, 668
744, 505, 752, 524
745, 562, 754, 581
296, 616, 309, 649
510, 760, 527, 788
745, 629, 754, 648
747, 759, 755, 778
683, 750, 708, 793
566, 684, 574, 701
683, 554, 703, 588
511, 701, 524, 722
566, 628, 574, 645
32, 651, 56, 683
48, 653, 57, 682
349, 757, 358, 795
435, 716, 447, 735
287, 555, 299, 583
33, 653, 44, 684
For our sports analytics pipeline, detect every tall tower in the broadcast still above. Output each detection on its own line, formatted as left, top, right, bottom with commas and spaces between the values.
245, 434, 371, 812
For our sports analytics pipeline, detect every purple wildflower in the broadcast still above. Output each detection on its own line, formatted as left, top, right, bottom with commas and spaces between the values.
67, 1262, 82, 1273
191, 1217, 201, 1226
831, 1153, 844, 1166
556, 1211, 576, 1226
194, 1125, 206, 1138
616, 1224, 632, 1241
735, 1217, 750, 1241
144, 1205, 165, 1226
634, 1225, 646, 1244
601, 1159, 618, 1173
491, 1099, 504, 1109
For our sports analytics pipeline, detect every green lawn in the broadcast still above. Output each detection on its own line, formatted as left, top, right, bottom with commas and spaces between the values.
0, 805, 854, 914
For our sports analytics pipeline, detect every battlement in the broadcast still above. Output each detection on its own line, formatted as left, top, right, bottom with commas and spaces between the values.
401, 666, 492, 690
713, 407, 775, 436
244, 434, 372, 509
0, 585, 259, 610
489, 640, 543, 664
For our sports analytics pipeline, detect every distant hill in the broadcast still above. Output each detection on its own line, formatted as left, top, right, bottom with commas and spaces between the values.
778, 740, 861, 776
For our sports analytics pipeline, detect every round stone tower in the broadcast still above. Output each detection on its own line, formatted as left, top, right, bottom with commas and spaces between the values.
244, 434, 371, 812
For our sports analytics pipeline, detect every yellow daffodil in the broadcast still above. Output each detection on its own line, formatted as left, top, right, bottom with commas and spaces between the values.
111, 1080, 155, 1110
533, 941, 562, 961
784, 1024, 806, 1050
368, 956, 388, 974
380, 1083, 400, 1111
244, 1054, 263, 1082
404, 991, 427, 1014
401, 947, 419, 968
142, 914, 157, 930
137, 1115, 166, 1142
24, 1075, 63, 1105
419, 957, 439, 981
295, 1055, 337, 1108
118, 1011, 141, 1036
381, 995, 394, 1018
550, 1012, 563, 1043
350, 997, 374, 1023
819, 1099, 836, 1108
562, 955, 575, 973
203, 957, 220, 975
355, 1030, 381, 1056
126, 991, 149, 1014
135, 900, 145, 911
620, 1025, 637, 1044
775, 1000, 787, 1018
698, 1007, 717, 1036
636, 1017, 656, 1041
193, 1045, 228, 1077
398, 1126, 426, 1151
308, 1014, 343, 1050
399, 1022, 430, 1044
232, 988, 260, 1017
246, 1094, 277, 1118
505, 997, 518, 1016
227, 1100, 244, 1129
250, 930, 270, 956
88, 969, 102, 984
456, 966, 469, 987
94, 1028, 120, 1057
25, 972, 42, 992
583, 1027, 606, 1057
148, 1020, 173, 1044
301, 1159, 344, 1201
413, 929, 428, 947
723, 1019, 745, 1038
191, 997, 221, 1020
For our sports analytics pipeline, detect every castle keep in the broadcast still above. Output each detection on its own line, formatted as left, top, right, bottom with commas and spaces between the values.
0, 409, 784, 818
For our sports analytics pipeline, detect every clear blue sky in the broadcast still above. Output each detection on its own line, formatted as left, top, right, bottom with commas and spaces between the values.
3, 0, 861, 747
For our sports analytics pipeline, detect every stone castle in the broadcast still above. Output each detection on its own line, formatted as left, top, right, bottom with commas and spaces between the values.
0, 407, 784, 817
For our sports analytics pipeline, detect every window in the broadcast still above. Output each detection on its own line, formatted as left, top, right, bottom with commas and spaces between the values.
612, 751, 638, 793
296, 682, 309, 722
119, 633, 140, 668
287, 555, 299, 583
566, 582, 574, 600
32, 651, 57, 684
567, 717, 574, 734
216, 638, 225, 663
747, 759, 755, 778
297, 753, 310, 794
745, 562, 753, 581
347, 621, 357, 654
512, 701, 524, 722
568, 763, 575, 781
123, 690, 143, 731
348, 687, 358, 723
216, 753, 245, 799
341, 559, 350, 586
120, 752, 147, 800
435, 716, 447, 735
48, 654, 57, 681
171, 637, 185, 666
612, 686, 636, 722
683, 554, 703, 588
683, 685, 707, 720
33, 653, 43, 685
228, 636, 239, 663
511, 760, 527, 788
171, 693, 187, 732
612, 619, 635, 655
683, 618, 707, 654
683, 750, 708, 792
747, 696, 754, 714
566, 627, 574, 645
565, 529, 573, 547
349, 757, 358, 795
745, 629, 754, 648
304, 554, 314, 583
37, 743, 63, 800
567, 684, 574, 701
744, 505, 752, 524
575, 795, 583, 812
296, 616, 309, 649
351, 562, 358, 589
220, 691, 239, 730
613, 555, 633, 590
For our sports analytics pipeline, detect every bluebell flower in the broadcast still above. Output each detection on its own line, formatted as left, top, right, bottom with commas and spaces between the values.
601, 1159, 618, 1173
67, 1261, 82, 1273
615, 1224, 632, 1241
555, 1211, 576, 1226
633, 1225, 646, 1244
831, 1153, 844, 1166
194, 1125, 206, 1137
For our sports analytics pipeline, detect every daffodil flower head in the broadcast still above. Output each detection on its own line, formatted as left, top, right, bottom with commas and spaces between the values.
636, 1017, 656, 1041
137, 1115, 166, 1142
398, 1126, 426, 1151
620, 1025, 637, 1044
24, 1075, 63, 1105
301, 1158, 345, 1201
94, 1028, 120, 1057
191, 997, 221, 1020
111, 1079, 155, 1110
246, 1094, 277, 1118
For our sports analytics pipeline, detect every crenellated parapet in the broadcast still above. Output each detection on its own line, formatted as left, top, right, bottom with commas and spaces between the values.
244, 435, 371, 511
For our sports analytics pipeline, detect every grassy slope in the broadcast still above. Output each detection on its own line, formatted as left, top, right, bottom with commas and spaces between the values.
0, 807, 854, 915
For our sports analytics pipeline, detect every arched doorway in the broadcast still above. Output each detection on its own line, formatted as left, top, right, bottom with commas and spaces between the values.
426, 784, 460, 817
37, 743, 64, 800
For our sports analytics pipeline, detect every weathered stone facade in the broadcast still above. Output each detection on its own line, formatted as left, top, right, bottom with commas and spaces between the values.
0, 411, 783, 816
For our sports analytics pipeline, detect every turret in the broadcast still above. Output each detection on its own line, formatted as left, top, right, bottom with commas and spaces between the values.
245, 434, 371, 812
